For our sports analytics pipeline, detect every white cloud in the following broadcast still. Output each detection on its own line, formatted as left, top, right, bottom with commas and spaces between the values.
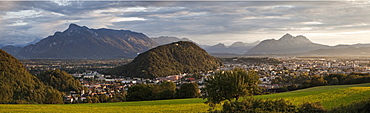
50, 0, 72, 6
3, 10, 42, 19
111, 17, 147, 22
302, 22, 323, 25
242, 15, 291, 20
149, 11, 207, 18
326, 23, 369, 29
7, 20, 27, 26
94, 7, 148, 14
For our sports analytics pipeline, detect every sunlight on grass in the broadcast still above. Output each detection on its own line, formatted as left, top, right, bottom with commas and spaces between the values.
255, 83, 370, 109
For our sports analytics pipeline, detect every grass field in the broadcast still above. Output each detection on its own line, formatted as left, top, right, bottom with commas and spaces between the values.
255, 83, 370, 109
1, 83, 370, 113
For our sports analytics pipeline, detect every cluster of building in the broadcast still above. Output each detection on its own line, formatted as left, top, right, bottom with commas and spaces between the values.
64, 57, 370, 102
221, 57, 370, 88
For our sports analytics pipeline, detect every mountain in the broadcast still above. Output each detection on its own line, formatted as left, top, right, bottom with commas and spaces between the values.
332, 43, 370, 49
0, 49, 62, 104
107, 41, 223, 78
301, 47, 370, 56
205, 41, 260, 54
1, 45, 22, 55
205, 43, 228, 53
228, 41, 260, 53
15, 24, 158, 59
246, 33, 329, 55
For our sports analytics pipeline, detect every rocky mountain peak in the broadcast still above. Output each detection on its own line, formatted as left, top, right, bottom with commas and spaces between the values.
65, 23, 88, 33
279, 33, 294, 41
277, 33, 312, 44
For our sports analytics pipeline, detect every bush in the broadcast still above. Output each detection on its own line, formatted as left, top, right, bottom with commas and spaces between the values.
329, 99, 370, 113
298, 102, 326, 113
220, 97, 296, 113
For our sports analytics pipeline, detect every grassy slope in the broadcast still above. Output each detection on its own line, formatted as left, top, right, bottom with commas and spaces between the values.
1, 83, 370, 112
255, 83, 370, 109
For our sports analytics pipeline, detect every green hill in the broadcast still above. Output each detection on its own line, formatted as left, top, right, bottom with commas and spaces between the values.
0, 49, 62, 104
1, 83, 369, 112
107, 41, 222, 78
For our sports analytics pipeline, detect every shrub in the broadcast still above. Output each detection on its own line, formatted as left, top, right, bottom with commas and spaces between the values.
220, 97, 296, 113
298, 102, 326, 113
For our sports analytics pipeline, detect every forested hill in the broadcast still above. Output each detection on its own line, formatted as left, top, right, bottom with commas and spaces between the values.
107, 41, 223, 78
0, 49, 62, 104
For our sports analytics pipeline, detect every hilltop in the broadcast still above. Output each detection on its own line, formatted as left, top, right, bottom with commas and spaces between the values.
107, 41, 222, 78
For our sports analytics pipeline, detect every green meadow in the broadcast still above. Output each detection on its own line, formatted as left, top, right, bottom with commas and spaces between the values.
1, 83, 370, 113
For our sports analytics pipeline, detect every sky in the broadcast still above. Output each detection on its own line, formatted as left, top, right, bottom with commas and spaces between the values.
1, 0, 370, 46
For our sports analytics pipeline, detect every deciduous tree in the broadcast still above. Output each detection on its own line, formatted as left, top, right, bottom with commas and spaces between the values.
201, 68, 261, 107
178, 83, 200, 98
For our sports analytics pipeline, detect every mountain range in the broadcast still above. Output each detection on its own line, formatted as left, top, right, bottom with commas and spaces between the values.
2, 24, 370, 58
206, 41, 260, 54
9, 24, 158, 59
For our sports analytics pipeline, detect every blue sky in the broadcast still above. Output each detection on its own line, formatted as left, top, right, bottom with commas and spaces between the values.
1, 1, 370, 46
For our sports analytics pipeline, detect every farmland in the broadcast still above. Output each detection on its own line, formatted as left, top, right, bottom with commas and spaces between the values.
1, 83, 370, 113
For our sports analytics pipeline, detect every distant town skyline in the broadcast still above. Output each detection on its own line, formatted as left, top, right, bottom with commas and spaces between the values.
1, 1, 370, 46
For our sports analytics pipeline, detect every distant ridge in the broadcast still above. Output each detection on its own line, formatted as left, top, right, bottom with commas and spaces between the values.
15, 24, 158, 59
152, 36, 193, 45
107, 41, 222, 78
206, 41, 260, 54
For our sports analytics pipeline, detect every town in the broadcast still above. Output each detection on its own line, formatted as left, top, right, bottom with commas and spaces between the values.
18, 57, 370, 103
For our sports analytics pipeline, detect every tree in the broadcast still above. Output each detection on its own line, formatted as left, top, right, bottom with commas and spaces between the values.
201, 68, 261, 108
0, 84, 13, 103
329, 77, 339, 85
178, 83, 200, 98
126, 84, 155, 101
37, 70, 82, 92
157, 81, 176, 99
310, 75, 327, 86
44, 88, 63, 104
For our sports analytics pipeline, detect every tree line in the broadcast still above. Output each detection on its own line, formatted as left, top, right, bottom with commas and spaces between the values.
126, 81, 200, 101
272, 72, 370, 92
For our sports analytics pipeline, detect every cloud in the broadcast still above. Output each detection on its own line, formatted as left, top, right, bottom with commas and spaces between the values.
302, 22, 323, 25
1, 1, 370, 46
8, 20, 27, 26
111, 17, 146, 22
